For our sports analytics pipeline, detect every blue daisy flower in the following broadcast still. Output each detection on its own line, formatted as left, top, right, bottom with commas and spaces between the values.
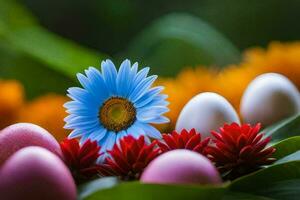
64, 59, 169, 157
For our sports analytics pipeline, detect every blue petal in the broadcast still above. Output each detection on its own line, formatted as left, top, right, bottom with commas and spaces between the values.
137, 106, 169, 119
76, 73, 90, 90
101, 59, 117, 95
66, 107, 98, 116
116, 59, 131, 97
129, 75, 157, 102
135, 122, 162, 139
68, 125, 99, 139
64, 114, 78, 123
88, 128, 107, 141
67, 87, 98, 106
127, 62, 138, 93
80, 133, 91, 144
131, 62, 138, 76
132, 67, 149, 87
126, 123, 145, 139
101, 131, 116, 151
64, 117, 99, 129
85, 67, 109, 100
68, 129, 83, 138
64, 115, 100, 131
141, 116, 170, 124
64, 101, 87, 110
77, 72, 108, 102
96, 132, 116, 163
135, 86, 164, 108
116, 130, 127, 144
65, 115, 99, 124
144, 95, 169, 108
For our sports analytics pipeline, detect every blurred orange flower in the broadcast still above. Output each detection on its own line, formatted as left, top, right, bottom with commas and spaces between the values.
157, 67, 216, 130
18, 94, 69, 141
216, 42, 300, 111
213, 63, 263, 112
0, 80, 24, 129
159, 42, 300, 130
245, 42, 300, 88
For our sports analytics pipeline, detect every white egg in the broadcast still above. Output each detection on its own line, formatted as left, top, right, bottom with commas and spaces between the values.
176, 92, 240, 138
240, 73, 300, 126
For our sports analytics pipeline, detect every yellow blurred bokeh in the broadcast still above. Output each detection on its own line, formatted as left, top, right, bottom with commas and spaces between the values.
0, 80, 25, 129
18, 94, 69, 142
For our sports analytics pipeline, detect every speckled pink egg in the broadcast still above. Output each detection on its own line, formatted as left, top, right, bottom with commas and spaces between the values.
0, 123, 62, 165
141, 149, 222, 185
0, 146, 76, 200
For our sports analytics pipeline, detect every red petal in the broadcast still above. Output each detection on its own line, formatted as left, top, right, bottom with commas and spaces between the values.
211, 131, 223, 142
79, 148, 99, 167
253, 137, 271, 152
109, 149, 131, 171
252, 134, 263, 145
157, 141, 170, 152
256, 147, 276, 159
237, 134, 247, 150
163, 134, 177, 149
185, 134, 200, 149
106, 158, 127, 175
239, 145, 253, 159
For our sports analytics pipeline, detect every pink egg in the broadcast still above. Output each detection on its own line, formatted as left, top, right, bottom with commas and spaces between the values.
141, 149, 222, 185
0, 123, 62, 165
0, 146, 76, 200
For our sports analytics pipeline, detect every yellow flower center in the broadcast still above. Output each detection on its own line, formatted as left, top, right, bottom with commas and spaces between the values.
99, 97, 136, 132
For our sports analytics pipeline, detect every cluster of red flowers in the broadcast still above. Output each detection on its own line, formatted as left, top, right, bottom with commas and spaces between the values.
206, 123, 276, 179
60, 138, 102, 184
60, 123, 276, 183
98, 136, 160, 180
157, 128, 210, 155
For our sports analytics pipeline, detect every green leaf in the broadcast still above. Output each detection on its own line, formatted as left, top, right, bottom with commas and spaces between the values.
0, 38, 75, 98
230, 161, 300, 199
248, 179, 300, 200
227, 137, 300, 199
126, 13, 240, 76
264, 114, 300, 145
78, 177, 119, 200
272, 136, 300, 161
81, 181, 226, 200
222, 192, 274, 200
0, 0, 37, 29
79, 178, 276, 200
274, 151, 300, 165
270, 136, 300, 166
232, 179, 300, 200
4, 26, 106, 78
0, 0, 108, 97
0, 0, 107, 78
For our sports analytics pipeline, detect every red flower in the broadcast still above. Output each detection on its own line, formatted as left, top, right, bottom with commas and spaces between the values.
60, 138, 102, 183
156, 129, 210, 155
98, 135, 159, 180
206, 123, 276, 180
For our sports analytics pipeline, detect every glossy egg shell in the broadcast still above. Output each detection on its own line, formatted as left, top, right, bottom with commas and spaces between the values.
176, 92, 240, 138
0, 146, 76, 200
141, 149, 222, 185
0, 123, 62, 165
240, 73, 300, 126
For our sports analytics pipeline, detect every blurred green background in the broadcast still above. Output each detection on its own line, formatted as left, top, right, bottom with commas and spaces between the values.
1, 0, 300, 98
